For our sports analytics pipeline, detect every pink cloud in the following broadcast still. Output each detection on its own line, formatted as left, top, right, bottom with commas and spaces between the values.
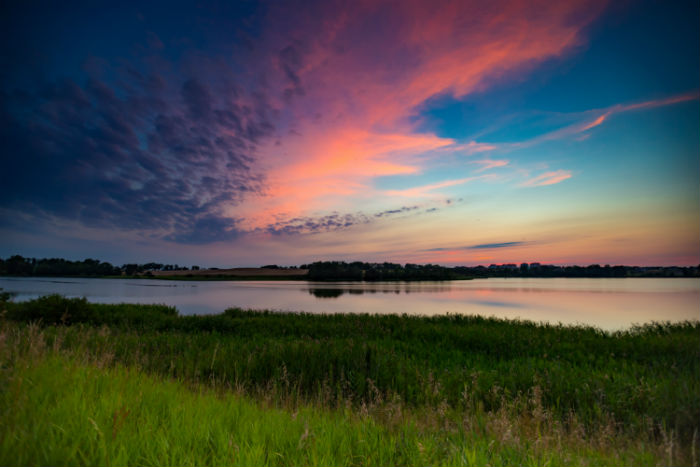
616, 91, 699, 112
238, 0, 609, 229
521, 170, 572, 187
452, 141, 499, 154
578, 113, 609, 132
532, 91, 699, 143
384, 177, 478, 198
297, 0, 607, 127
471, 159, 509, 172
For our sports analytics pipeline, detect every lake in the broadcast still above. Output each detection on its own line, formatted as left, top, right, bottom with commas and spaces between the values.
1, 277, 698, 331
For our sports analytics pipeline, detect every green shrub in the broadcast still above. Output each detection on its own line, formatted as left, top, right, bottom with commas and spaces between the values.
6, 294, 93, 324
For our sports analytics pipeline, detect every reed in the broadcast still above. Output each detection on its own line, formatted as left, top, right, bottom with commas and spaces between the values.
1, 295, 698, 465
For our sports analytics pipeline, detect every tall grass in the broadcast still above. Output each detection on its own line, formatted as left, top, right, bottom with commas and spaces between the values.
0, 331, 674, 466
1, 295, 699, 465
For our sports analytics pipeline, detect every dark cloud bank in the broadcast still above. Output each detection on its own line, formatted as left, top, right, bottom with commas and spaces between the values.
0, 60, 276, 244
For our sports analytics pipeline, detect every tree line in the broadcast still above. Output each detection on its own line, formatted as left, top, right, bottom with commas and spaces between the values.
303, 261, 699, 281
455, 262, 700, 278
302, 261, 462, 281
1, 255, 697, 279
0, 255, 196, 277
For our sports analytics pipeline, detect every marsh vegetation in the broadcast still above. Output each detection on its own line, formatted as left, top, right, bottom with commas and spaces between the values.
1, 295, 698, 465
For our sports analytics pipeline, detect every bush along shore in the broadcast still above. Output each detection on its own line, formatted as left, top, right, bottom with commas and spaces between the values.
1, 294, 699, 466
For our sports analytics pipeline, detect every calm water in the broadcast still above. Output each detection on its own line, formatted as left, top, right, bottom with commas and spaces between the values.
1, 277, 698, 330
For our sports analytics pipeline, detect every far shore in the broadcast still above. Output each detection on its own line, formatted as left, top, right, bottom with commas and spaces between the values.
143, 267, 309, 280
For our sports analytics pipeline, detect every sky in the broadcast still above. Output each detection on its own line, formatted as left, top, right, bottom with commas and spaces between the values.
1, 0, 698, 267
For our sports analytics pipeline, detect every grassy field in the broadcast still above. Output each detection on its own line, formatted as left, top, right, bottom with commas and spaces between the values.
143, 267, 309, 281
1, 295, 699, 465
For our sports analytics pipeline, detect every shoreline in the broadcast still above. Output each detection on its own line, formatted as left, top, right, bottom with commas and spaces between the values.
2, 273, 697, 282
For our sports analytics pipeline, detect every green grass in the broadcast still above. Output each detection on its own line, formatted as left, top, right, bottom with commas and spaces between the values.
0, 351, 670, 466
1, 295, 699, 465
3, 355, 420, 466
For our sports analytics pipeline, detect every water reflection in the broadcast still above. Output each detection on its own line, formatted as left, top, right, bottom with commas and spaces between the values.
308, 286, 533, 310
309, 288, 419, 298
309, 288, 345, 298
308, 283, 455, 298
1, 277, 698, 330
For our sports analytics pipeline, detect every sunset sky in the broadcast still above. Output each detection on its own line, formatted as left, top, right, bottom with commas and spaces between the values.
1, 0, 698, 267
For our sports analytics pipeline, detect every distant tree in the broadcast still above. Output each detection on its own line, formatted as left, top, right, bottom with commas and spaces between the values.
142, 262, 164, 271
6, 255, 33, 275
520, 263, 529, 275
2, 255, 699, 279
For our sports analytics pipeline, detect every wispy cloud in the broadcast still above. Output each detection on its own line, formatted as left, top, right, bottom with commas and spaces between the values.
264, 212, 371, 236
260, 202, 440, 236
468, 241, 525, 250
521, 170, 572, 187
426, 241, 526, 252
615, 91, 699, 113
384, 177, 478, 198
374, 205, 420, 218
471, 159, 509, 172
446, 141, 499, 155
533, 91, 699, 143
